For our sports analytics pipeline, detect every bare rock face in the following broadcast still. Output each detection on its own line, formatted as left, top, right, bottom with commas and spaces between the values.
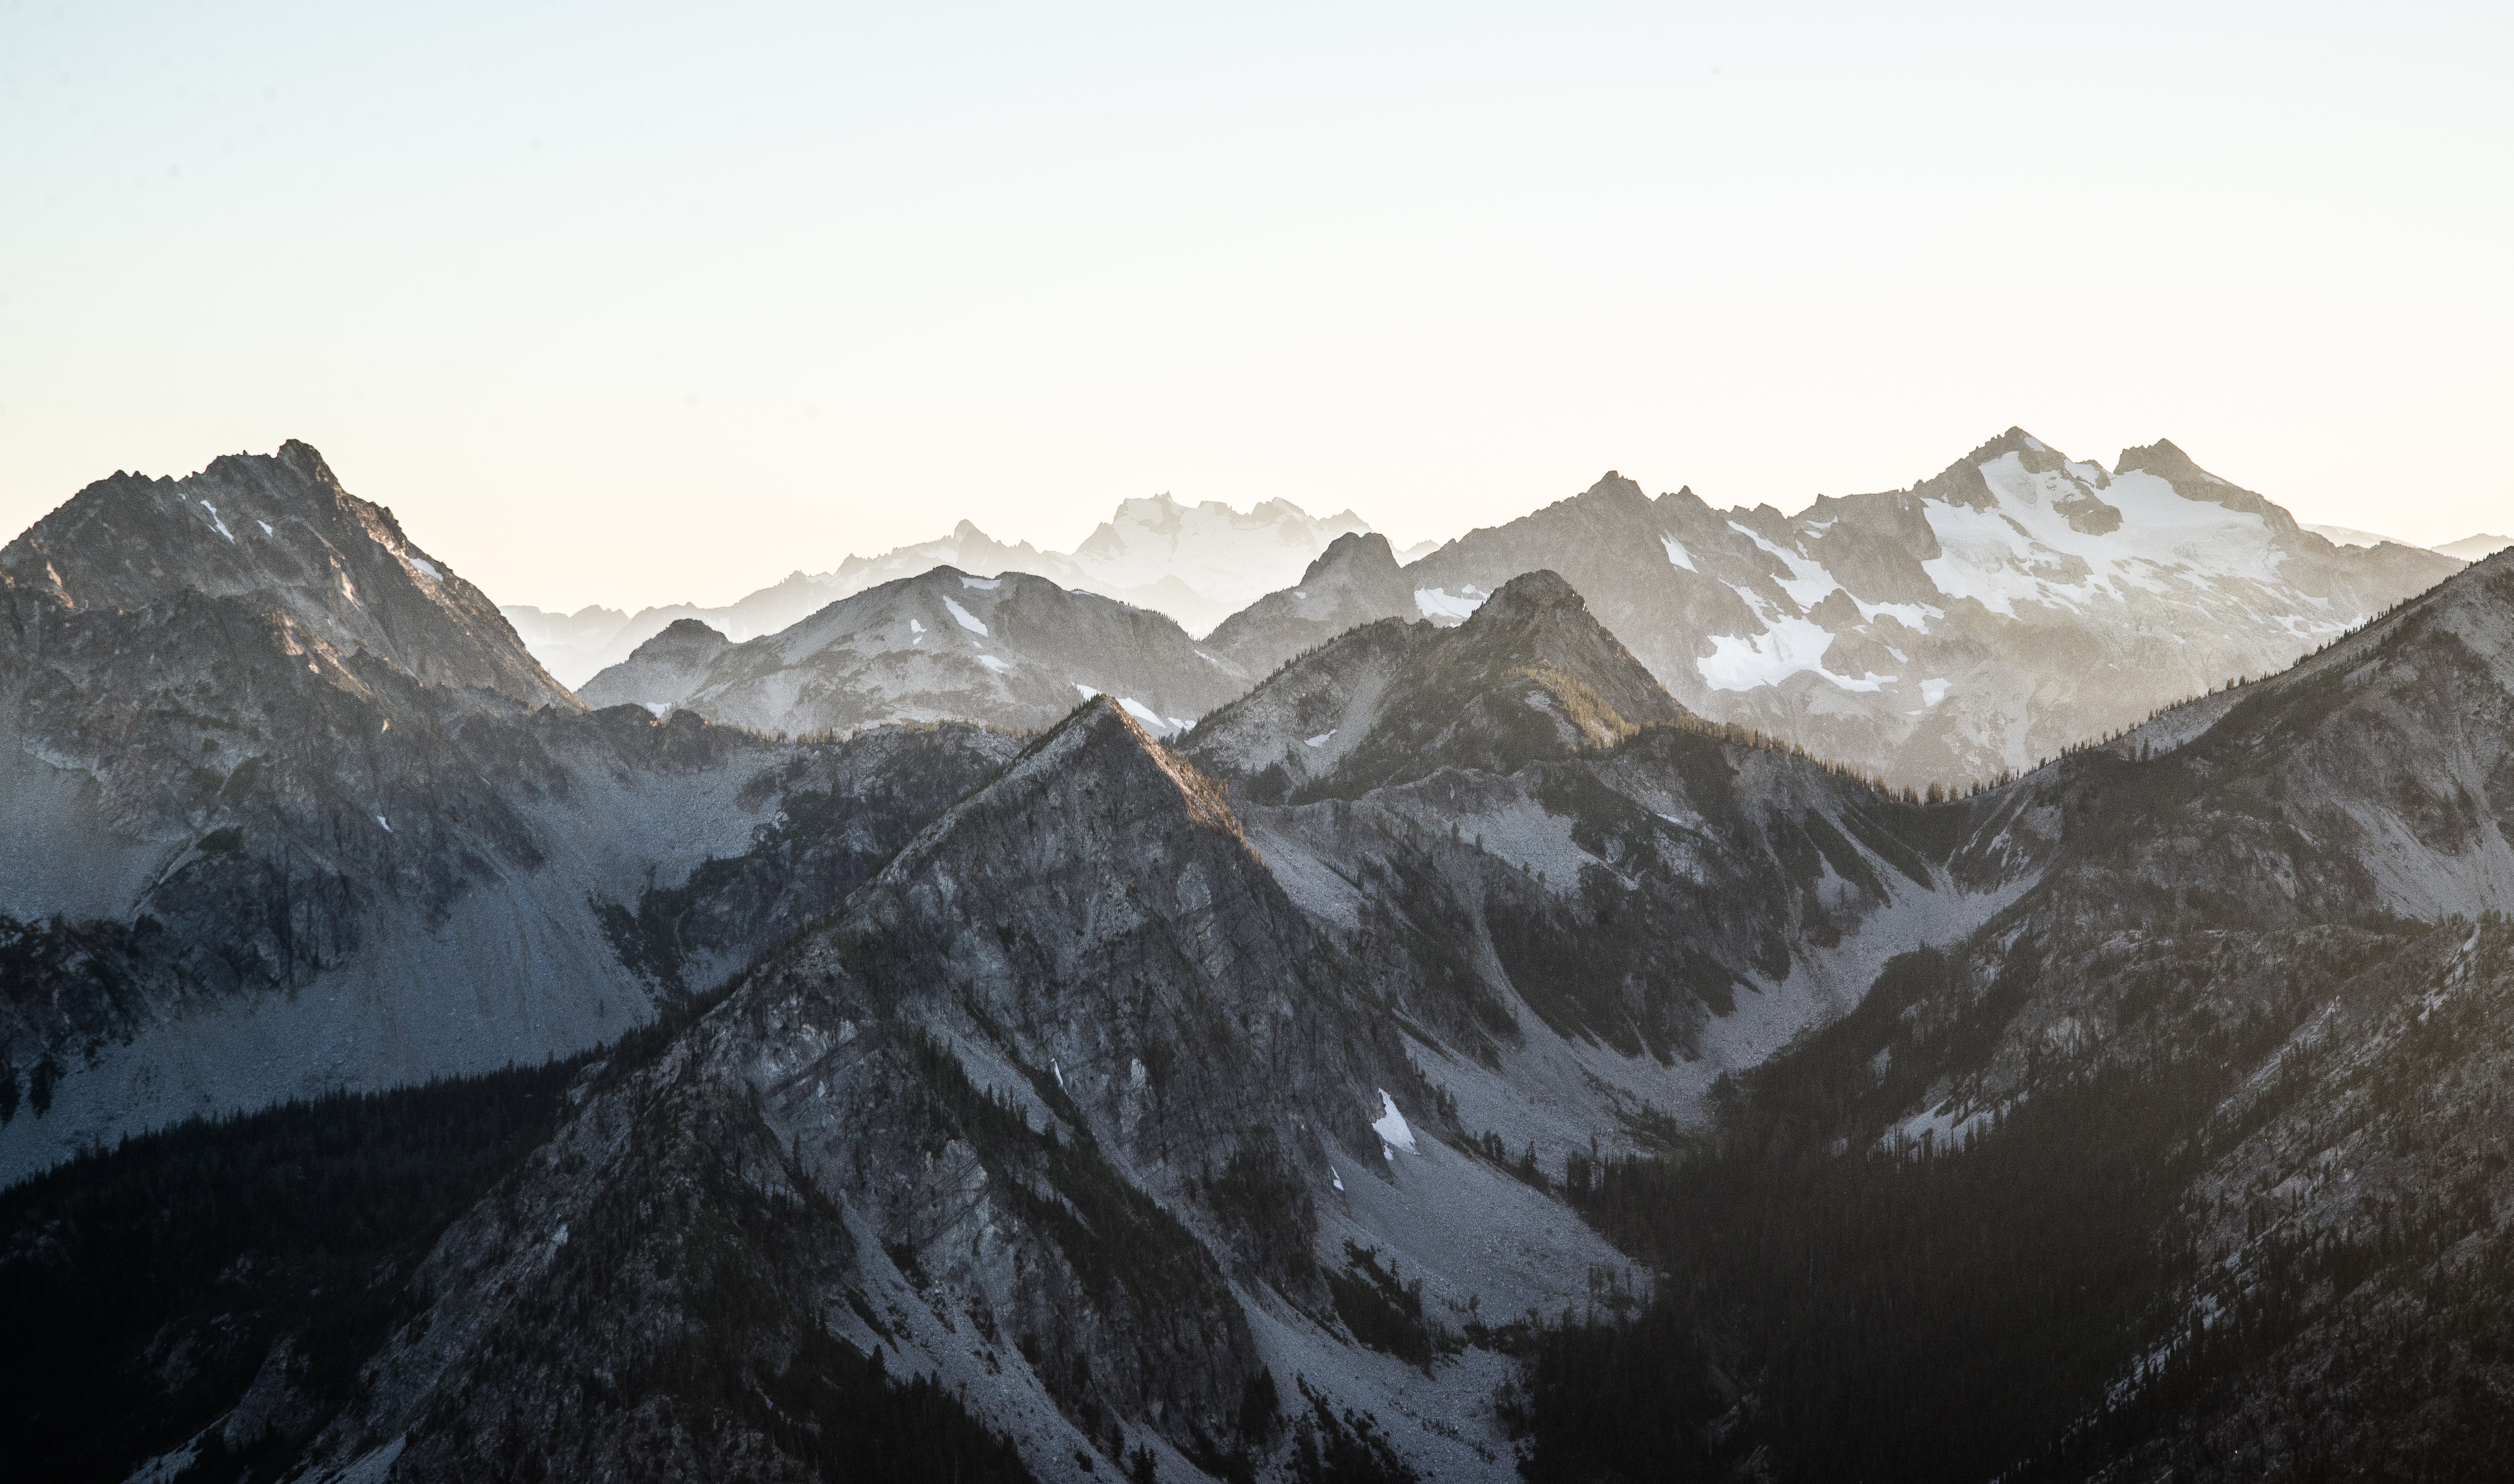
2, 441, 572, 708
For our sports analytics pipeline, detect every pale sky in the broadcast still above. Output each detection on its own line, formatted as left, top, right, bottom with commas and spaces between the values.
3, 2, 2507, 613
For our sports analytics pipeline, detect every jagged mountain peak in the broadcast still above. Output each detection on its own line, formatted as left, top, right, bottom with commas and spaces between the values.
1201, 526, 1419, 677
583, 562, 1244, 737
649, 616, 728, 647
1578, 469, 1650, 509
1189, 569, 1686, 799
914, 693, 1245, 859
2, 440, 571, 710
1298, 528, 1399, 586
2114, 436, 2287, 521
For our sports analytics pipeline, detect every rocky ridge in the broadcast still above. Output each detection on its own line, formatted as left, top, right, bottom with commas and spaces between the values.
511, 496, 1373, 687
582, 567, 1251, 740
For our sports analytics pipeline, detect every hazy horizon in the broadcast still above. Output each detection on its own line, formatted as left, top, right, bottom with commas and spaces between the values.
6, 2, 2507, 613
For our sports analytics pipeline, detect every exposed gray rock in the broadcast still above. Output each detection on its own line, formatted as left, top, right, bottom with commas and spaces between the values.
577, 616, 730, 713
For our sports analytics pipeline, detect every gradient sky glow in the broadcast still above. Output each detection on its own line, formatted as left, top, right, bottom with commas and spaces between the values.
3, 2, 2507, 613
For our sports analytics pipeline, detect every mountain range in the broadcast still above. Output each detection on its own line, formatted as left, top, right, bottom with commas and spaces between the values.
506, 495, 1400, 689
5, 438, 2514, 1482
563, 430, 2465, 791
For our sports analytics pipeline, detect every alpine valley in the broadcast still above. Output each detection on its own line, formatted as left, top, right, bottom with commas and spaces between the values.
5, 436, 2512, 1484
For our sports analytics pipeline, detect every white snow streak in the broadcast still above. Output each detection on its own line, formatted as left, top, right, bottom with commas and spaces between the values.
941, 597, 990, 636
1373, 1090, 1417, 1153
1414, 586, 1486, 621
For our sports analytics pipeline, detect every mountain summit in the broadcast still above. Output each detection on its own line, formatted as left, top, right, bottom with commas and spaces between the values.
508, 492, 1372, 685
4, 441, 570, 709
1393, 430, 2458, 786
1187, 567, 1687, 799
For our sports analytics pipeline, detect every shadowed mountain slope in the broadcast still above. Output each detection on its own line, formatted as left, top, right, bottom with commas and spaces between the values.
289, 699, 1460, 1481
0, 446, 1019, 1186
1509, 549, 2514, 1480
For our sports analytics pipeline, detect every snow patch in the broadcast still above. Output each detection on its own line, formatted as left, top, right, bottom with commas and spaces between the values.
1415, 586, 1486, 621
1919, 453, 2305, 626
641, 702, 673, 718
959, 575, 1001, 590
1659, 534, 1697, 571
406, 553, 442, 580
976, 654, 1011, 674
375, 815, 392, 833
1921, 679, 1950, 707
1697, 588, 1896, 693
909, 618, 926, 634
256, 519, 274, 536
941, 597, 990, 636
1118, 697, 1177, 736
198, 501, 236, 542
1373, 1089, 1417, 1153
1305, 731, 1335, 748
1075, 682, 1100, 699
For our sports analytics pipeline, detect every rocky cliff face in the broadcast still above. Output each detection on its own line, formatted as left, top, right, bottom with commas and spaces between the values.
583, 567, 1251, 740
2, 441, 572, 709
